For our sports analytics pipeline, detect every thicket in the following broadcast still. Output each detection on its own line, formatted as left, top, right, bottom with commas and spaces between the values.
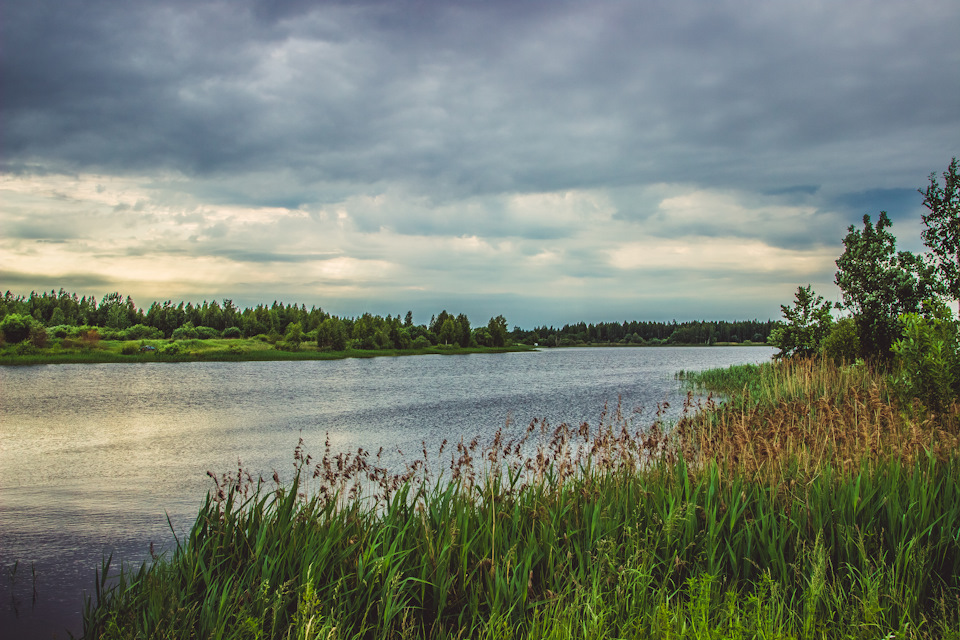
771, 157, 960, 415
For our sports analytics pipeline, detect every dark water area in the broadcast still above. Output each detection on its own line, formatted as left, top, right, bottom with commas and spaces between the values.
0, 346, 773, 638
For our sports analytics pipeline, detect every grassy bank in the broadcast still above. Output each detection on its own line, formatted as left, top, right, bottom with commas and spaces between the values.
0, 338, 532, 365
83, 359, 960, 639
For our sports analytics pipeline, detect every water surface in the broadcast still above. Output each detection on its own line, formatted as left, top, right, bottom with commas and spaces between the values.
0, 346, 773, 637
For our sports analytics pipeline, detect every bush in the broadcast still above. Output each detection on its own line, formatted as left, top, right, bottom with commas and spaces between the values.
48, 325, 75, 339
120, 343, 139, 355
97, 327, 122, 340
124, 324, 163, 341
822, 317, 861, 364
195, 326, 220, 340
890, 301, 959, 413
0, 313, 33, 344
411, 335, 432, 349
29, 325, 48, 348
222, 326, 242, 339
171, 323, 199, 340
159, 342, 182, 355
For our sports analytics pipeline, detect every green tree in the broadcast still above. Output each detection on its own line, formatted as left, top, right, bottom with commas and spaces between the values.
317, 318, 347, 351
284, 322, 304, 347
920, 157, 960, 314
835, 212, 941, 360
768, 285, 834, 359
488, 315, 508, 348
438, 317, 458, 345
0, 313, 34, 343
456, 313, 472, 347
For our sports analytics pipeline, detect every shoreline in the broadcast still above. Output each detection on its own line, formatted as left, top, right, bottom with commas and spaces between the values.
0, 340, 770, 366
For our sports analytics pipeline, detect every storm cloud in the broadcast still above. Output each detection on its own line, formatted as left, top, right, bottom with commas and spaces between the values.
2, 0, 958, 325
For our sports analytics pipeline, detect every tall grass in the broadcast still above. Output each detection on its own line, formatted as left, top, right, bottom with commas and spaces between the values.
83, 359, 960, 639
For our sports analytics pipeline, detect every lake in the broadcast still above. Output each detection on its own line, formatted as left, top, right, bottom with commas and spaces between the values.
0, 346, 773, 637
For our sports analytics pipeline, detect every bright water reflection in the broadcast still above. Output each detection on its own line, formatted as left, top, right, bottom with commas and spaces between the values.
0, 346, 773, 637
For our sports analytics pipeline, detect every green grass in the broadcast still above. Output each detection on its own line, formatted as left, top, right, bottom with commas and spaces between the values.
81, 359, 960, 639
0, 338, 533, 365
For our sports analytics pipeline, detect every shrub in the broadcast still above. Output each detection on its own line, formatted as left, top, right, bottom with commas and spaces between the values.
81, 328, 101, 348
411, 335, 431, 349
120, 343, 139, 355
0, 313, 33, 344
159, 342, 182, 355
48, 325, 74, 339
890, 300, 959, 413
124, 324, 163, 340
222, 326, 242, 339
29, 325, 48, 348
195, 326, 220, 340
822, 317, 861, 364
171, 323, 199, 340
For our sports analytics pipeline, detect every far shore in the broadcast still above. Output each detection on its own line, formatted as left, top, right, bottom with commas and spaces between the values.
0, 338, 771, 366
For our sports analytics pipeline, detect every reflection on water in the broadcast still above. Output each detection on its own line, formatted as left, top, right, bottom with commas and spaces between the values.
0, 346, 773, 637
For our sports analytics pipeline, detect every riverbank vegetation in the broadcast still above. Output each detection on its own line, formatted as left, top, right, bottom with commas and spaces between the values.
0, 290, 774, 364
81, 356, 960, 639
765, 158, 959, 418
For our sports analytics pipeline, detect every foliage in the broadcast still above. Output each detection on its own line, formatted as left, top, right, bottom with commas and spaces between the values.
158, 342, 182, 355
317, 317, 348, 351
171, 322, 200, 340
920, 157, 960, 310
283, 322, 304, 346
767, 285, 833, 359
487, 315, 508, 347
890, 300, 960, 414
821, 316, 861, 364
29, 324, 48, 348
520, 318, 776, 347
0, 313, 34, 344
122, 324, 163, 340
222, 326, 242, 339
835, 212, 942, 361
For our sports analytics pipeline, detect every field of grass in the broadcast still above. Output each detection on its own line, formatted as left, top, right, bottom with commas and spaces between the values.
0, 338, 531, 365
82, 358, 960, 639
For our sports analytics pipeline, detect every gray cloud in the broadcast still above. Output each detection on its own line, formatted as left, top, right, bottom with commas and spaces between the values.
2, 0, 958, 324
5, 1, 957, 195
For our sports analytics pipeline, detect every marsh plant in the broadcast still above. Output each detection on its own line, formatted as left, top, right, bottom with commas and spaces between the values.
84, 359, 960, 639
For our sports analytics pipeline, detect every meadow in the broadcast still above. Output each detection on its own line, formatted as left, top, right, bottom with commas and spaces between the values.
0, 336, 529, 365
81, 358, 960, 639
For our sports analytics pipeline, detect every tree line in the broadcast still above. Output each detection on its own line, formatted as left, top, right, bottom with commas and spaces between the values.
514, 319, 776, 347
0, 290, 516, 351
771, 157, 959, 413
0, 284, 773, 352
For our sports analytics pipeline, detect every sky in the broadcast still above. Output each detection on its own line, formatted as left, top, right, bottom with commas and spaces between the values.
2, 0, 958, 328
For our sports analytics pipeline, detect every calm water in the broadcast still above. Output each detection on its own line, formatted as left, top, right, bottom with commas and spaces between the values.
0, 346, 773, 637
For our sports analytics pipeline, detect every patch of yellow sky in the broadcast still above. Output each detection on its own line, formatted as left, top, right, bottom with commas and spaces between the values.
1, 172, 836, 303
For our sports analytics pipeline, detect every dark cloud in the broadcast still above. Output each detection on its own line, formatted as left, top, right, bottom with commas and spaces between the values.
825, 188, 923, 225
4, 0, 957, 201
2, 0, 957, 322
0, 270, 114, 291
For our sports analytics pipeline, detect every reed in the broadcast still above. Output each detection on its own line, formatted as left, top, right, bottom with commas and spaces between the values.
82, 358, 960, 639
